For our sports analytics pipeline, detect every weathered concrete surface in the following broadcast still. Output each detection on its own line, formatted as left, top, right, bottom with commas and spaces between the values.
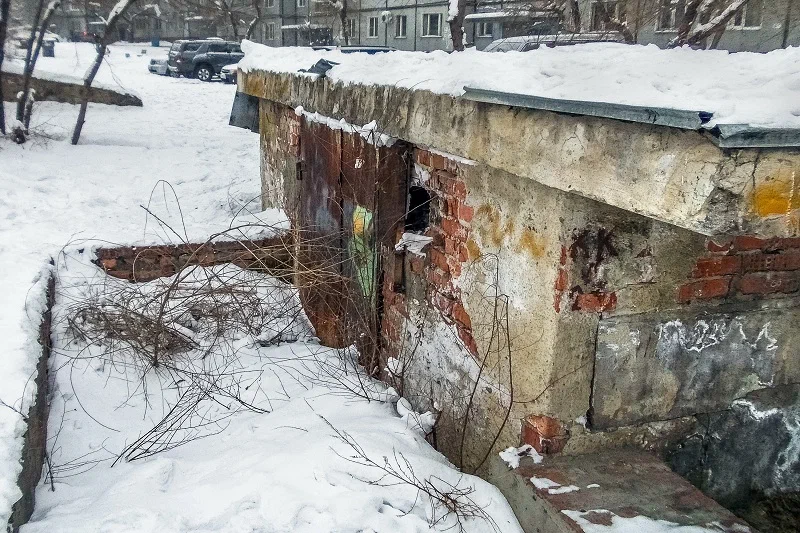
240, 71, 800, 238
489, 450, 755, 533
2, 70, 142, 107
669, 385, 800, 532
593, 302, 800, 428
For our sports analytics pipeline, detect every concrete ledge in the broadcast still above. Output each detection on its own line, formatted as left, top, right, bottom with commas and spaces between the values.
8, 264, 55, 533
239, 71, 800, 238
2, 70, 142, 107
489, 449, 756, 533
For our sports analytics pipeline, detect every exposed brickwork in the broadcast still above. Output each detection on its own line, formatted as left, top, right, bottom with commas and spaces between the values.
559, 229, 619, 315
572, 291, 618, 313
95, 235, 292, 282
678, 235, 800, 303
380, 148, 479, 359
521, 414, 570, 455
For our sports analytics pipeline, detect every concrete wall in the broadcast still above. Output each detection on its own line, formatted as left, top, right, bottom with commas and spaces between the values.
241, 68, 800, 516
1, 71, 143, 107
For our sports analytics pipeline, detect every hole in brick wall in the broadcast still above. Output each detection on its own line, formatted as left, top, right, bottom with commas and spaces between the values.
405, 186, 431, 232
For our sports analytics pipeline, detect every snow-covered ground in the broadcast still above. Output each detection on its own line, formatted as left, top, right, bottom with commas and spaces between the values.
0, 41, 273, 527
0, 43, 522, 532
238, 41, 800, 129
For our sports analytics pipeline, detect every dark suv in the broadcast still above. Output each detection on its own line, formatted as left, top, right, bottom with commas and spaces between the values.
167, 40, 244, 81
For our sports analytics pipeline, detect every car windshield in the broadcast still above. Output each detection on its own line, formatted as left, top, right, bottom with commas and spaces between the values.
169, 42, 182, 52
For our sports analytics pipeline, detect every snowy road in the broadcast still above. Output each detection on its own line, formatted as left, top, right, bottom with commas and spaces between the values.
0, 43, 522, 532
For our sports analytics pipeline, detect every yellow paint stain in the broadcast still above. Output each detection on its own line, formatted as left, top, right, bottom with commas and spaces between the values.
517, 229, 546, 258
752, 169, 800, 217
475, 204, 505, 246
466, 239, 481, 260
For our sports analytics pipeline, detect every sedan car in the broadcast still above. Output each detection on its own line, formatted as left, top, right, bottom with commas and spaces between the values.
220, 63, 238, 84
148, 58, 169, 75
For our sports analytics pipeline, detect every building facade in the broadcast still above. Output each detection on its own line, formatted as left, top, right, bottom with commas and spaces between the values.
44, 0, 800, 53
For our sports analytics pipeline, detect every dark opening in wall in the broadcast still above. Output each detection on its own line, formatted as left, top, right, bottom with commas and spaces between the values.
406, 186, 431, 232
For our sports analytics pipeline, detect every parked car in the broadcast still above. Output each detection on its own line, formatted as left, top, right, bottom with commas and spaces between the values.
484, 32, 624, 52
220, 63, 238, 84
167, 39, 244, 81
148, 58, 169, 75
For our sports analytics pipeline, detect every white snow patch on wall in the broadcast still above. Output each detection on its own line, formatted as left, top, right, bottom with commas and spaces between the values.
395, 233, 433, 256
294, 105, 397, 147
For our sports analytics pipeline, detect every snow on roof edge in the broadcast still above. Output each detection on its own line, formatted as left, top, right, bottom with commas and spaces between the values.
238, 40, 800, 133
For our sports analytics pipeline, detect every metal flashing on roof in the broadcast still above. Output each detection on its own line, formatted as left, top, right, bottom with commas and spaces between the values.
709, 124, 800, 149
462, 86, 713, 130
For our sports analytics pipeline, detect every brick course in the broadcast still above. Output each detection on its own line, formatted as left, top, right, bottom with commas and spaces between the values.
677, 235, 800, 303
381, 148, 479, 358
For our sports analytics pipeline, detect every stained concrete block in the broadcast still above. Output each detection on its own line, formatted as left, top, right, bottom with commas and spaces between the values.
489, 449, 755, 533
669, 385, 800, 532
592, 304, 800, 428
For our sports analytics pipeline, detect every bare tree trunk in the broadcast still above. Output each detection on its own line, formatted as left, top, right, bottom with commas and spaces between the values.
72, 0, 141, 145
595, 2, 635, 43
669, 0, 749, 48
448, 0, 466, 51
16, 0, 45, 124
674, 0, 704, 44
245, 0, 264, 40
568, 0, 581, 32
782, 0, 794, 48
339, 0, 348, 46
23, 1, 61, 129
0, 0, 11, 135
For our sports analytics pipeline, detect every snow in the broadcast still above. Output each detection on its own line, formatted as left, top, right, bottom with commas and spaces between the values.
0, 41, 276, 527
530, 476, 561, 490
1, 60, 139, 98
16, 252, 519, 532
561, 510, 744, 533
0, 41, 522, 533
239, 40, 800, 129
499, 444, 543, 469
549, 485, 580, 495
294, 105, 397, 147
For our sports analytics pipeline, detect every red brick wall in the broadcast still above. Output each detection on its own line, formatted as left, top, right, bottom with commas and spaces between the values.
381, 148, 478, 359
678, 236, 800, 303
95, 236, 291, 282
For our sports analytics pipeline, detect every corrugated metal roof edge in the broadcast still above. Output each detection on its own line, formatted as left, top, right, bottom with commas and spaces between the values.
461, 86, 800, 149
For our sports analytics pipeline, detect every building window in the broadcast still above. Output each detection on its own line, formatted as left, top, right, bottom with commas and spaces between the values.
477, 21, 492, 37
368, 16, 379, 38
422, 13, 442, 37
657, 0, 683, 31
345, 18, 357, 40
265, 22, 275, 40
730, 0, 762, 28
395, 15, 407, 38
266, 0, 274, 7
297, 0, 306, 7
591, 1, 626, 31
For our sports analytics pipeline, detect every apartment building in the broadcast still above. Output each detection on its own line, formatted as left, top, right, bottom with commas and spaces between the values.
44, 0, 800, 53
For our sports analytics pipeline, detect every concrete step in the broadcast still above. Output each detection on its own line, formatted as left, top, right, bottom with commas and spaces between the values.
490, 448, 756, 533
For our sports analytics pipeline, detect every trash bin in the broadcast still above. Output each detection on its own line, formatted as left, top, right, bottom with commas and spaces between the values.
151, 38, 160, 47
42, 39, 55, 57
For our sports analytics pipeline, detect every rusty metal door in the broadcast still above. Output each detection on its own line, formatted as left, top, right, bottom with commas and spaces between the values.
297, 120, 345, 346
297, 117, 409, 352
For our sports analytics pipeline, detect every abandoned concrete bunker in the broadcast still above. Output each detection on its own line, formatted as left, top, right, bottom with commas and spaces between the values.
233, 66, 800, 532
